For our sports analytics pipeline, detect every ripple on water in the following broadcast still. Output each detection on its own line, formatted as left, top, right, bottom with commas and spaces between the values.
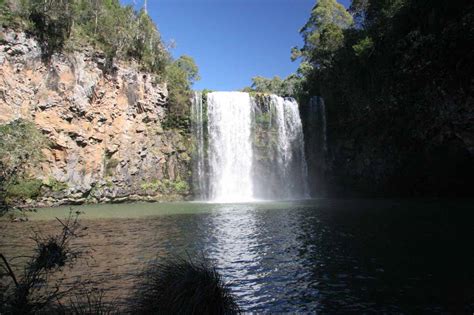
1, 199, 473, 312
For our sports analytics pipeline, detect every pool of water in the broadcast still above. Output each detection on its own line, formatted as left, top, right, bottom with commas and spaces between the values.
1, 199, 473, 312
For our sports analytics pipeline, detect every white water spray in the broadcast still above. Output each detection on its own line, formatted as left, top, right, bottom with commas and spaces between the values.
193, 91, 309, 202
271, 96, 309, 198
207, 92, 254, 202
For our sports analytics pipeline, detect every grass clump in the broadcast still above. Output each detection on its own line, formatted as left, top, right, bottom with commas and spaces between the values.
105, 158, 119, 177
0, 210, 86, 314
134, 257, 239, 315
65, 287, 120, 315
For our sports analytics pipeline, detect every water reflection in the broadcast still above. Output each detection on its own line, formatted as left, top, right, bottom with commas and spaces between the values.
0, 200, 472, 312
203, 203, 321, 312
206, 205, 263, 304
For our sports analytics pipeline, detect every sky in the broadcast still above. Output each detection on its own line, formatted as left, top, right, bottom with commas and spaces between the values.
121, 0, 351, 91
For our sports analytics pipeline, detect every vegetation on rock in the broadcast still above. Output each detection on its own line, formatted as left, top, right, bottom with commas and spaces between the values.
43, 177, 69, 192
141, 178, 190, 195
0, 1, 198, 207
0, 0, 200, 130
165, 55, 200, 129
0, 120, 48, 210
5, 179, 43, 201
1, 0, 166, 68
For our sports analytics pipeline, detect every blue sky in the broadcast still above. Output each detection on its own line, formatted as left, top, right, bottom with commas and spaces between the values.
121, 0, 351, 91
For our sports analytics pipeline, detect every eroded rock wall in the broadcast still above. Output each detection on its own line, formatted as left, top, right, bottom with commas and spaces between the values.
0, 29, 192, 206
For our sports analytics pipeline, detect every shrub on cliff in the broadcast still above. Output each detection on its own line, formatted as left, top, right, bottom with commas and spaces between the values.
165, 55, 200, 129
0, 119, 48, 211
0, 119, 47, 178
173, 180, 189, 194
0, 0, 169, 72
5, 178, 43, 201
27, 0, 74, 61
0, 0, 24, 28
140, 179, 190, 195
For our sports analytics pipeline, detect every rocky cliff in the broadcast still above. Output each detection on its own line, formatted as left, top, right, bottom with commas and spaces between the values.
0, 28, 192, 207
303, 95, 474, 198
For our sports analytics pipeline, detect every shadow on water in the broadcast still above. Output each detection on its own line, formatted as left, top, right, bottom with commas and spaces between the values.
1, 199, 473, 312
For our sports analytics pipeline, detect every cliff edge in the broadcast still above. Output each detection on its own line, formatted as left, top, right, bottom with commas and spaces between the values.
0, 28, 192, 207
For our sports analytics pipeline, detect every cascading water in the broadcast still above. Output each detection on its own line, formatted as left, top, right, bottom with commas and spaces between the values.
190, 91, 207, 199
207, 92, 254, 202
270, 96, 309, 198
192, 91, 309, 202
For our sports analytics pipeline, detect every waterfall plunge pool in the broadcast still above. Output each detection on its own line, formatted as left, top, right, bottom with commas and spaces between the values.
1, 199, 473, 312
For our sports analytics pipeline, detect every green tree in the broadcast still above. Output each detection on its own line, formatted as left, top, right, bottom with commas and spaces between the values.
293, 0, 474, 195
26, 0, 76, 60
131, 9, 168, 73
292, 0, 352, 68
0, 120, 48, 181
165, 55, 200, 128
0, 0, 171, 74
173, 55, 200, 84
242, 71, 306, 98
250, 76, 279, 93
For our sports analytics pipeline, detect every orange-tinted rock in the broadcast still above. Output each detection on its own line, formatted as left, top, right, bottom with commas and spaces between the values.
0, 28, 192, 207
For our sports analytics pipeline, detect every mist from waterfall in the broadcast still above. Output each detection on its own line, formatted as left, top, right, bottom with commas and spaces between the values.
192, 91, 309, 202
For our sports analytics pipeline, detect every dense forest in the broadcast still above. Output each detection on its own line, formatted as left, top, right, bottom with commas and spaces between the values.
246, 0, 473, 196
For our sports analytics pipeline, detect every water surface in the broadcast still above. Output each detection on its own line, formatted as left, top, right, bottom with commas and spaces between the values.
1, 199, 473, 312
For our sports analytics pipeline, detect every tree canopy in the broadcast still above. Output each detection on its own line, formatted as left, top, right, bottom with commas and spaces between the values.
0, 0, 196, 77
292, 0, 353, 69
165, 55, 200, 128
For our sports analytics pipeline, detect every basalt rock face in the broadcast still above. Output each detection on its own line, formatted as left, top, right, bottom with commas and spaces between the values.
303, 96, 474, 198
0, 28, 192, 207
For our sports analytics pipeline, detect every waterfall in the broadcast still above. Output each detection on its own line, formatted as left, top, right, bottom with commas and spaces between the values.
191, 91, 207, 199
207, 92, 254, 202
270, 96, 310, 198
309, 96, 327, 155
192, 91, 310, 202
